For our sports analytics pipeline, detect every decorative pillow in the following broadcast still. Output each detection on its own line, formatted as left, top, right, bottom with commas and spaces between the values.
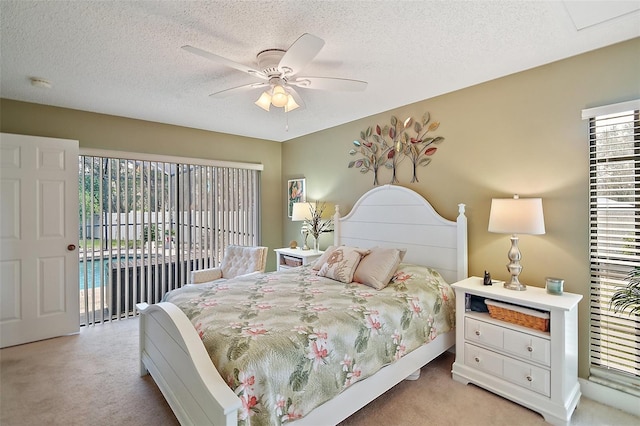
397, 248, 407, 261
353, 247, 404, 290
312, 245, 337, 270
317, 246, 370, 283
313, 246, 404, 271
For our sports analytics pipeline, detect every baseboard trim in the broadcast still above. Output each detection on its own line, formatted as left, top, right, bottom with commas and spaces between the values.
578, 378, 640, 417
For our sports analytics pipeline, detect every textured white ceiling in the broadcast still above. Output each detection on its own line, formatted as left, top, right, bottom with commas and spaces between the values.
1, 1, 639, 142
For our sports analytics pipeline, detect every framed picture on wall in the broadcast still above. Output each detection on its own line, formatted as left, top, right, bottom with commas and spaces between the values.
287, 178, 305, 217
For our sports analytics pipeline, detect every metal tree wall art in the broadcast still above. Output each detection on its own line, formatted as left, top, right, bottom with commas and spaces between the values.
348, 112, 444, 185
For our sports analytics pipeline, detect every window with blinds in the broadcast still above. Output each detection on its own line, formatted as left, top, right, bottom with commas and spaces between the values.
78, 152, 261, 326
584, 99, 639, 395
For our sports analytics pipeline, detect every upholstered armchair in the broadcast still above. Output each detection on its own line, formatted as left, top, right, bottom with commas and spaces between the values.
190, 245, 268, 284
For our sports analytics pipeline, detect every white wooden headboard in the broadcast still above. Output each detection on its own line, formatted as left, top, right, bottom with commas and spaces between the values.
333, 185, 468, 283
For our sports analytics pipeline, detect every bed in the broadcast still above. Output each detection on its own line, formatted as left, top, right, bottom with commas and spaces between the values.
137, 185, 468, 426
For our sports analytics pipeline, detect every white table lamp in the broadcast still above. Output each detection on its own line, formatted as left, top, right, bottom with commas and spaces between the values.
291, 201, 334, 252
488, 195, 545, 291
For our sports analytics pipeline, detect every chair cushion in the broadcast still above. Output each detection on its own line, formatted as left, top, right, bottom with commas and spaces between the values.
220, 245, 267, 279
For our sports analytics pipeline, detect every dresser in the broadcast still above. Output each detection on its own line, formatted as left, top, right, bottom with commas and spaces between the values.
451, 277, 582, 426
274, 247, 323, 271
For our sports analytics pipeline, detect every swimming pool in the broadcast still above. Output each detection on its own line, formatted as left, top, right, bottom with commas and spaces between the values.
79, 256, 134, 290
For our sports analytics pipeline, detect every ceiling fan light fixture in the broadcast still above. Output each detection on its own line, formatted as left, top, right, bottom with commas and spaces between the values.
255, 91, 271, 111
285, 95, 300, 112
185, 33, 367, 115
271, 85, 289, 108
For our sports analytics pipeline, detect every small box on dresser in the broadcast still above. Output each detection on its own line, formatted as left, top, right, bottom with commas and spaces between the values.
451, 276, 582, 426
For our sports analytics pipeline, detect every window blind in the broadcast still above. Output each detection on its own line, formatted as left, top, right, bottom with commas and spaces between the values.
78, 153, 261, 325
585, 99, 640, 394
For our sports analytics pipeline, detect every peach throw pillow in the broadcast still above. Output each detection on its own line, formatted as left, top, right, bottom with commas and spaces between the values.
353, 247, 404, 290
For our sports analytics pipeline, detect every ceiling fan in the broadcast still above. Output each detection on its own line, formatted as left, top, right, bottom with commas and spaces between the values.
182, 33, 367, 112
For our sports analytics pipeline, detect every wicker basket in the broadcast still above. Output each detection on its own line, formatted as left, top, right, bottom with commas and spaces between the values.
485, 299, 550, 332
282, 255, 302, 267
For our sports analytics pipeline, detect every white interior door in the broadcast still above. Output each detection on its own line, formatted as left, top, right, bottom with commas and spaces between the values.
1, 133, 80, 348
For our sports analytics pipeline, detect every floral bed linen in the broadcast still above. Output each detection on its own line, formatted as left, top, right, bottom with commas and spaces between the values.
163, 263, 455, 426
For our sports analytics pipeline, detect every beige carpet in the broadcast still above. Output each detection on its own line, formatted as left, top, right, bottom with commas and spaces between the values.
1, 318, 637, 426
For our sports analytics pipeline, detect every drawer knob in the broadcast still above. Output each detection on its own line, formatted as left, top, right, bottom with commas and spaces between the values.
526, 375, 533, 382
474, 356, 480, 363
475, 330, 481, 336
527, 346, 533, 352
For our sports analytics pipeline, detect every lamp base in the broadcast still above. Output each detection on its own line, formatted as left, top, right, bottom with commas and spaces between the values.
504, 234, 526, 291
503, 280, 527, 291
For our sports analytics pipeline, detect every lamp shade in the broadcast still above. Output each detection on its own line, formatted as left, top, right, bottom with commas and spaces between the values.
488, 196, 545, 235
255, 84, 300, 112
255, 91, 271, 111
285, 94, 300, 112
271, 85, 289, 107
291, 202, 312, 221
291, 201, 334, 221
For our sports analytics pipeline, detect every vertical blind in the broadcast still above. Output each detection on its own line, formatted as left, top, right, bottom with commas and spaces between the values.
584, 99, 640, 394
78, 152, 261, 326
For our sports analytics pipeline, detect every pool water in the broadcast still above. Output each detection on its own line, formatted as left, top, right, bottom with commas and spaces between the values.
79, 256, 133, 290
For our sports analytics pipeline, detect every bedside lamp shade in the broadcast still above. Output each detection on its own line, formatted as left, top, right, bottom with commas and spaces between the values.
488, 197, 545, 235
292, 202, 334, 221
488, 195, 545, 291
292, 202, 312, 221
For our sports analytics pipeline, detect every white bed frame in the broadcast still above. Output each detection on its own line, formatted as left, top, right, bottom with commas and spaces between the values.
138, 185, 467, 426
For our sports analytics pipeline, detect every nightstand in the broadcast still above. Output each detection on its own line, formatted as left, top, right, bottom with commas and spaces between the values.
274, 247, 323, 271
451, 277, 582, 426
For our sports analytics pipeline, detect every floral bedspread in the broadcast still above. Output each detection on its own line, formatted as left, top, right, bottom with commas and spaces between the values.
162, 263, 455, 426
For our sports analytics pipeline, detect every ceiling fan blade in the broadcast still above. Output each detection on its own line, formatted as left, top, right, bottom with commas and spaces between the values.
289, 76, 367, 92
209, 82, 268, 99
182, 45, 267, 80
278, 33, 325, 75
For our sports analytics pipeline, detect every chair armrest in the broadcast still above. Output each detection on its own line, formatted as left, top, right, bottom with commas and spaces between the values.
190, 268, 223, 284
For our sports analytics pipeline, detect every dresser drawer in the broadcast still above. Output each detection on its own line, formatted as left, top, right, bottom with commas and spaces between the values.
503, 355, 551, 396
465, 316, 550, 366
465, 317, 503, 349
464, 343, 551, 397
464, 343, 503, 377
503, 328, 550, 366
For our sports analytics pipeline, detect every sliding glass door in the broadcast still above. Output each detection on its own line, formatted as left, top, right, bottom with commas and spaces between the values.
78, 153, 261, 325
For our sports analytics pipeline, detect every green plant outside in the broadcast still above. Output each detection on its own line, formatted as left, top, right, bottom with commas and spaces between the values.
611, 267, 640, 316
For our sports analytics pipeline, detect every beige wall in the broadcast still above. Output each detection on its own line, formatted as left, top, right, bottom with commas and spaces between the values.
282, 38, 640, 379
0, 100, 284, 270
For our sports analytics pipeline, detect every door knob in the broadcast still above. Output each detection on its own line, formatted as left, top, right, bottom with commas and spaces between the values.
67, 244, 76, 251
